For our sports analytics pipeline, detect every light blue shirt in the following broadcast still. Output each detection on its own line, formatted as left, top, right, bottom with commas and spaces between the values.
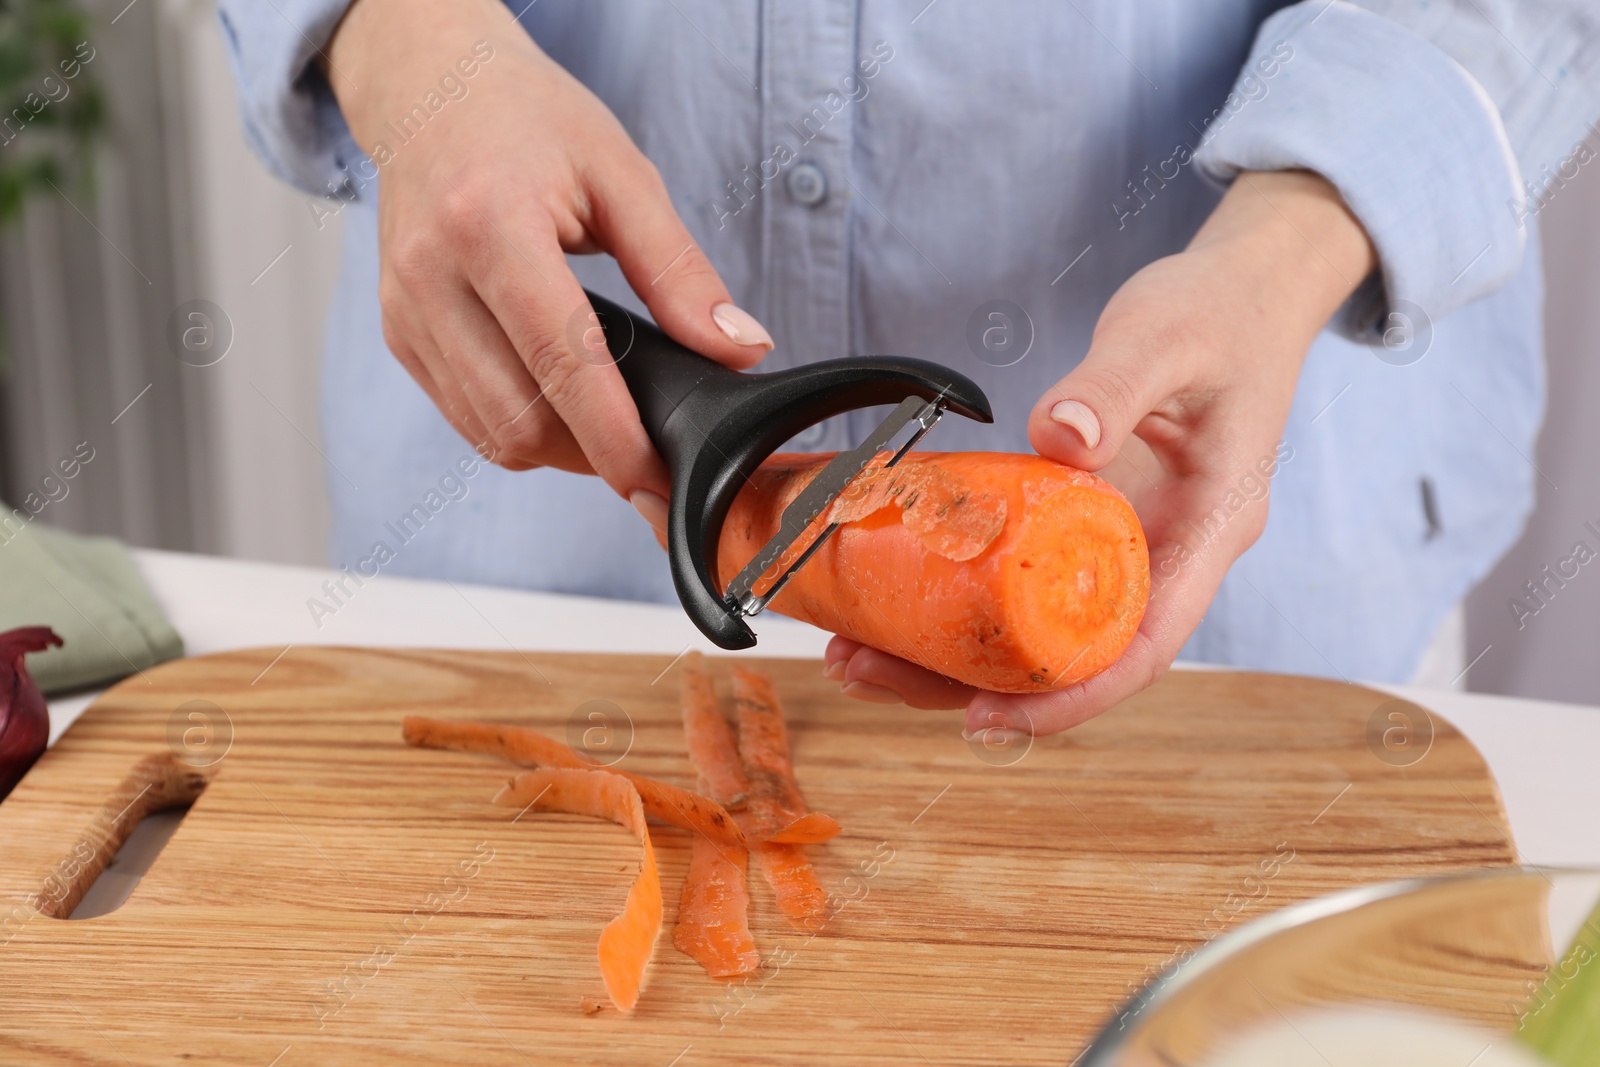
218, 0, 1599, 683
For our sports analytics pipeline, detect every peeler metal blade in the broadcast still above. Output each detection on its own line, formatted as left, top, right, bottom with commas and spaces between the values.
723, 393, 946, 617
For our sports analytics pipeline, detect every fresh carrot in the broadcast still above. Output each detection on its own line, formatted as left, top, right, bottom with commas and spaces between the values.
403, 716, 745, 848
719, 452, 1149, 693
493, 769, 662, 1012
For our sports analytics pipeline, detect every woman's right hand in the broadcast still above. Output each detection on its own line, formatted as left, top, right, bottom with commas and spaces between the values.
326, 0, 773, 527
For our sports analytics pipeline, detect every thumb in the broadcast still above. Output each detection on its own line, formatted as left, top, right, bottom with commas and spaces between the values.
589, 161, 773, 369
1027, 342, 1176, 472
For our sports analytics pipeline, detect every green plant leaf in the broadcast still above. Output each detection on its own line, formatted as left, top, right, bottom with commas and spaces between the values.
1516, 896, 1600, 1067
0, 0, 105, 226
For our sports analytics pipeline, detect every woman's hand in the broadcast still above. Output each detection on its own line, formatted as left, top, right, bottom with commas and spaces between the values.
825, 169, 1377, 735
326, 0, 773, 524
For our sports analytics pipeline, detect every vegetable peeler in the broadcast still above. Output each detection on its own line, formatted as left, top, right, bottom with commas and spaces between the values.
582, 290, 993, 651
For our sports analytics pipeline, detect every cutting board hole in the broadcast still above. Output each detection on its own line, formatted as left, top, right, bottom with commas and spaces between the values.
67, 805, 194, 919
35, 753, 212, 920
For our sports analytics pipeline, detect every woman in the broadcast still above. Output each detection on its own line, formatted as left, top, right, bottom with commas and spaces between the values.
219, 0, 1598, 735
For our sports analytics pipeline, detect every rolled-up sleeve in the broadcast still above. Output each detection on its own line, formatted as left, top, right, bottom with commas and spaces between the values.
216, 0, 362, 198
1194, 0, 1600, 342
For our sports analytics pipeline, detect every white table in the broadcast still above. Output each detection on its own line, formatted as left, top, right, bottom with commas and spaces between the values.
46, 549, 1600, 869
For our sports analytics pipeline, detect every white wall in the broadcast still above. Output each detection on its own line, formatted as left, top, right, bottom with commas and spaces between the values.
162, 0, 342, 566
1465, 162, 1600, 704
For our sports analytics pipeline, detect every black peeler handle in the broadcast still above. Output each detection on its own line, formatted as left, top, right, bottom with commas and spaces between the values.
582, 289, 992, 650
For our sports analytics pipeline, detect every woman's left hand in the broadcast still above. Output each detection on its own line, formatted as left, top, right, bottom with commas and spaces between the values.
824, 169, 1377, 737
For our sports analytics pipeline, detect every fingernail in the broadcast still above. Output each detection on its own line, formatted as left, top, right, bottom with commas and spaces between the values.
1049, 399, 1101, 449
961, 726, 1030, 744
841, 681, 904, 705
629, 489, 668, 535
822, 660, 848, 683
711, 302, 775, 350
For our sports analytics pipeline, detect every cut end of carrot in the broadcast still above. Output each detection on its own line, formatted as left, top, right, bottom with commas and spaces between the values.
496, 769, 663, 1013
995, 474, 1148, 690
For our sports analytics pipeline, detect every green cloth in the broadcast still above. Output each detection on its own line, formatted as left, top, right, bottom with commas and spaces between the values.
0, 507, 183, 694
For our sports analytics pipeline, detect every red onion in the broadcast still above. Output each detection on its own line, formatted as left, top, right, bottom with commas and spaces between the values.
0, 627, 62, 799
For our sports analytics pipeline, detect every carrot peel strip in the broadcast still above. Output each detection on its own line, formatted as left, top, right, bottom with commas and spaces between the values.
827, 460, 1007, 562
754, 842, 829, 932
673, 654, 764, 977
727, 665, 833, 931
676, 657, 835, 966
678, 654, 750, 804
403, 714, 590, 769
768, 811, 841, 845
732, 667, 819, 842
676, 658, 842, 844
403, 715, 745, 848
672, 835, 761, 979
493, 768, 662, 1012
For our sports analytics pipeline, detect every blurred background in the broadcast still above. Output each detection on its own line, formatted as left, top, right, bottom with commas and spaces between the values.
0, 0, 1595, 703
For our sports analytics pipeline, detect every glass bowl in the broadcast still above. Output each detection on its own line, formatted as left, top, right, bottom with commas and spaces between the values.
1079, 867, 1600, 1067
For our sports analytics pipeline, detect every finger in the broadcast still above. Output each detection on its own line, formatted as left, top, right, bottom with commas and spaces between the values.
965, 630, 1166, 737
461, 203, 668, 498
629, 486, 668, 543
822, 635, 863, 682
389, 203, 592, 474
1026, 332, 1187, 474
423, 279, 592, 475
585, 159, 772, 368
837, 645, 980, 712
381, 310, 502, 464
965, 478, 1255, 736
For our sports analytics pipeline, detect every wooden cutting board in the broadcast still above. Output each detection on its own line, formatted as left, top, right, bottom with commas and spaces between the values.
0, 648, 1516, 1066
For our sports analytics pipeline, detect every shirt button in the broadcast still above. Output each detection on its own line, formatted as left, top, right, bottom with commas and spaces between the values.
786, 162, 828, 207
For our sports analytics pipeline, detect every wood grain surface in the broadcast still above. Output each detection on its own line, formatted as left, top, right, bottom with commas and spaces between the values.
0, 649, 1518, 1066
